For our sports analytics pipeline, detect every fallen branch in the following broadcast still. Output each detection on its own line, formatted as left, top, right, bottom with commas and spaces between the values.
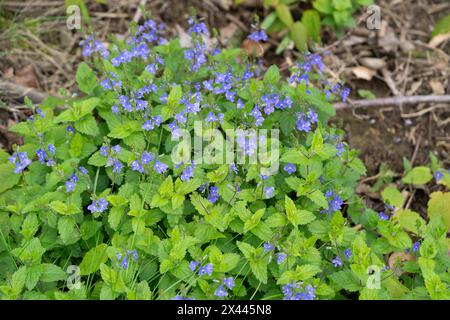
0, 80, 48, 104
333, 95, 450, 110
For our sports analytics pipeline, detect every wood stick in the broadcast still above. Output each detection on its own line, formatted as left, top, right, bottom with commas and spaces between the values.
334, 95, 450, 110
0, 80, 48, 104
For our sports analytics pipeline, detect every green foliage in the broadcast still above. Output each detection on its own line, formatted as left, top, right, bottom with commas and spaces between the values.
256, 0, 373, 53
0, 17, 448, 301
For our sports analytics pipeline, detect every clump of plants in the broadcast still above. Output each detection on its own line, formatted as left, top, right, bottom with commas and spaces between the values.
237, 0, 373, 53
0, 16, 448, 300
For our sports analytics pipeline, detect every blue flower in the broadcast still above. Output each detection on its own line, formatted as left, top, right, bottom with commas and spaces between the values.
47, 144, 56, 155
208, 186, 219, 204
283, 163, 296, 175
153, 160, 168, 174
79, 166, 88, 175
332, 256, 343, 268
10, 151, 32, 174
379, 211, 390, 221
112, 159, 123, 174
341, 87, 350, 102
111, 145, 121, 154
100, 146, 109, 157
189, 260, 200, 272
198, 263, 213, 276
323, 191, 343, 213
412, 241, 421, 254
296, 115, 311, 132
264, 186, 275, 199
181, 164, 195, 181
36, 149, 46, 164
127, 249, 139, 261
263, 242, 274, 252
205, 112, 218, 123
120, 256, 128, 269
223, 277, 235, 290
277, 253, 287, 265
131, 160, 144, 173
344, 248, 352, 260
336, 142, 345, 157
141, 151, 155, 164
434, 170, 444, 182
248, 29, 268, 42
87, 198, 109, 213
214, 285, 228, 298
173, 295, 195, 300
230, 163, 238, 174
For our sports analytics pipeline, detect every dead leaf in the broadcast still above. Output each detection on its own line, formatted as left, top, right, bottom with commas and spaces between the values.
352, 66, 376, 81
407, 80, 422, 96
219, 23, 238, 45
5, 64, 39, 89
378, 22, 399, 53
429, 32, 450, 48
213, 0, 233, 11
360, 58, 387, 70
241, 39, 264, 57
429, 79, 445, 95
388, 252, 415, 277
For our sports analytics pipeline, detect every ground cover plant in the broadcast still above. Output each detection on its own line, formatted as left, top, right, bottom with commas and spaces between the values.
0, 16, 448, 300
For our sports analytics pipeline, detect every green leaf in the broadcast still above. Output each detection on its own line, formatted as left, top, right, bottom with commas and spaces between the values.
381, 187, 404, 208
74, 115, 99, 136
311, 128, 324, 154
313, 0, 333, 14
108, 206, 125, 231
58, 216, 81, 245
395, 209, 425, 234
402, 166, 432, 185
79, 244, 108, 276
76, 62, 97, 94
49, 201, 81, 215
40, 264, 67, 282
12, 238, 45, 264
167, 85, 182, 107
290, 21, 308, 52
275, 4, 294, 27
108, 121, 141, 139
263, 65, 281, 85
432, 14, 450, 37
307, 189, 328, 209
329, 270, 361, 292
285, 195, 315, 226
26, 265, 43, 290
427, 192, 450, 231
348, 157, 367, 175
249, 259, 268, 284
237, 241, 254, 259
0, 164, 21, 193
243, 208, 265, 232
302, 10, 321, 42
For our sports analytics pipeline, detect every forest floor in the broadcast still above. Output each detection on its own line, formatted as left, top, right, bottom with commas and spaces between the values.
0, 0, 449, 211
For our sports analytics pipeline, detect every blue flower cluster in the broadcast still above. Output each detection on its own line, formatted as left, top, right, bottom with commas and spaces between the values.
80, 36, 109, 59
36, 144, 56, 167
116, 249, 139, 270
263, 242, 287, 265
87, 198, 109, 213
322, 191, 344, 213
190, 261, 214, 276
296, 109, 318, 132
282, 282, 316, 300
8, 151, 32, 174
214, 277, 235, 298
